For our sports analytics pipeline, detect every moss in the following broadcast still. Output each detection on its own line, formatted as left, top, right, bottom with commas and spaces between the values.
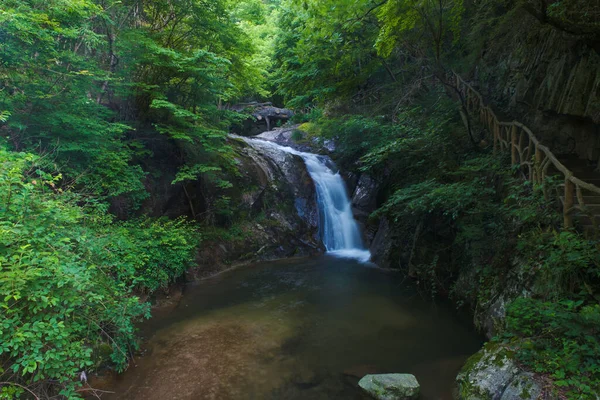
459, 347, 486, 376
458, 343, 520, 400
520, 382, 535, 399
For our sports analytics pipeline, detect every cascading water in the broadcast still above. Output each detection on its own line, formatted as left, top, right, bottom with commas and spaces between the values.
242, 137, 371, 262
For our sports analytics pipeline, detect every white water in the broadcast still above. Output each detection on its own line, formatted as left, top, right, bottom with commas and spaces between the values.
242, 137, 371, 262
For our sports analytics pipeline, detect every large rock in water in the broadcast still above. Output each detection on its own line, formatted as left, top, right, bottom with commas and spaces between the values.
358, 374, 420, 400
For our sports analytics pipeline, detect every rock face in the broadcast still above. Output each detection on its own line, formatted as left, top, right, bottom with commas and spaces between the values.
187, 136, 323, 279
352, 174, 379, 217
346, 174, 381, 248
369, 218, 394, 268
238, 136, 320, 231
473, 12, 600, 165
358, 374, 420, 400
457, 345, 549, 400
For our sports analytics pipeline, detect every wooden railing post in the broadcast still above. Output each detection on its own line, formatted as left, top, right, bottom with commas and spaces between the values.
564, 177, 575, 229
466, 91, 471, 113
534, 146, 542, 184
455, 70, 600, 236
493, 120, 498, 154
511, 125, 518, 165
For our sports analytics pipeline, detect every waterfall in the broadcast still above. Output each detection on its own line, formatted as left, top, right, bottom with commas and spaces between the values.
241, 137, 371, 262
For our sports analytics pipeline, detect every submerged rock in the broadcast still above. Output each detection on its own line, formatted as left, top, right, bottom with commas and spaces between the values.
358, 373, 420, 400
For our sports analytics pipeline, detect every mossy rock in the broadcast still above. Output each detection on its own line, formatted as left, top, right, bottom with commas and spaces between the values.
457, 344, 546, 400
358, 373, 420, 400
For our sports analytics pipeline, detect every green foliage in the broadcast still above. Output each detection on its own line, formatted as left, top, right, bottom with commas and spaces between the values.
504, 178, 562, 229
274, 0, 385, 108
517, 231, 600, 300
0, 146, 198, 397
359, 97, 465, 174
314, 94, 464, 173
319, 115, 399, 171
375, 0, 465, 60
378, 178, 495, 221
0, 0, 272, 211
86, 217, 199, 293
504, 298, 600, 397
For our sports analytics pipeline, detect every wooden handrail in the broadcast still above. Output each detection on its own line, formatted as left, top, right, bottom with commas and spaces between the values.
454, 72, 600, 230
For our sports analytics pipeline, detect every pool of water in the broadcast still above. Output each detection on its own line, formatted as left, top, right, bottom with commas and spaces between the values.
104, 256, 482, 400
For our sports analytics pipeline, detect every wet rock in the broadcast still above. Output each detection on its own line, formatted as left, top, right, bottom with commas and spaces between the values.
342, 171, 360, 197
457, 345, 548, 400
256, 125, 330, 154
480, 294, 511, 340
349, 173, 380, 247
187, 137, 323, 279
240, 137, 319, 230
352, 174, 378, 214
358, 373, 420, 400
256, 126, 302, 148
451, 255, 534, 340
369, 218, 393, 268
323, 139, 336, 152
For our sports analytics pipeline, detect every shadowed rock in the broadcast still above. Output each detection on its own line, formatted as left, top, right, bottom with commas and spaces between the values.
252, 106, 295, 131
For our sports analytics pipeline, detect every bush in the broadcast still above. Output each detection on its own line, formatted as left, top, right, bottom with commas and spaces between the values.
517, 231, 600, 299
504, 298, 600, 398
0, 147, 198, 398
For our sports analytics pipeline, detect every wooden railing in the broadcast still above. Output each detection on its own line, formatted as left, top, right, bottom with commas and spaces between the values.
454, 72, 600, 230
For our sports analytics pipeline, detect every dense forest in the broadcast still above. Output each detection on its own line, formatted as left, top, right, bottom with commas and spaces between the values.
1, 0, 599, 399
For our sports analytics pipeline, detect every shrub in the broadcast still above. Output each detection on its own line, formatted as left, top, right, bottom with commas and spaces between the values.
0, 147, 198, 398
504, 298, 600, 398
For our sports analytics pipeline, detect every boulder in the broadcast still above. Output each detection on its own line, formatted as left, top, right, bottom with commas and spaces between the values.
229, 102, 295, 135
457, 344, 549, 400
252, 106, 294, 131
358, 373, 420, 400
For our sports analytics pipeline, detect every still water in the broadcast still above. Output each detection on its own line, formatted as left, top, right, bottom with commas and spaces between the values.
105, 256, 481, 400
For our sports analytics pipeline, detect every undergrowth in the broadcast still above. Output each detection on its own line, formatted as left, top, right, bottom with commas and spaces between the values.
0, 146, 199, 398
